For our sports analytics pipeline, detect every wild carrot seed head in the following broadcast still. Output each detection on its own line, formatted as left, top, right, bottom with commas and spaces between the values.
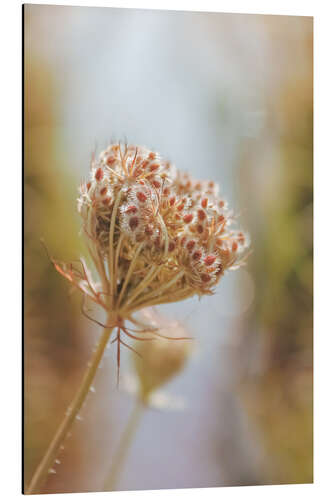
75, 142, 250, 308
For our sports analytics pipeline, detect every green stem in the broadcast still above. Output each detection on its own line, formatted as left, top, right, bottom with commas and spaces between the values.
26, 312, 116, 494
103, 399, 144, 491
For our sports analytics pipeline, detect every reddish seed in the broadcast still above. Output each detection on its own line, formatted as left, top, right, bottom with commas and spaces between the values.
180, 236, 187, 247
232, 241, 238, 252
183, 213, 194, 224
168, 241, 176, 252
186, 240, 196, 252
177, 203, 185, 212
126, 205, 138, 214
150, 163, 159, 172
197, 224, 204, 234
148, 152, 156, 160
136, 191, 147, 203
204, 255, 216, 266
201, 198, 208, 209
169, 196, 176, 206
192, 250, 202, 261
86, 182, 91, 191
217, 215, 225, 224
163, 187, 170, 196
152, 180, 161, 189
100, 187, 107, 196
238, 232, 245, 245
102, 197, 111, 206
95, 167, 104, 181
129, 217, 139, 231
145, 225, 154, 236
134, 167, 142, 176
197, 209, 206, 221
201, 273, 211, 283
208, 181, 215, 189
106, 156, 116, 167
216, 267, 223, 277
216, 237, 223, 246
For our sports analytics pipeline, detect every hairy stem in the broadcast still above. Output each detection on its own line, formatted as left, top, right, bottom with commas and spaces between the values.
103, 399, 144, 491
26, 312, 116, 494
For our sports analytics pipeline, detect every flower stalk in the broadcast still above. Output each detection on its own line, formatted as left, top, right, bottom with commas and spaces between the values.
103, 399, 144, 491
26, 312, 116, 494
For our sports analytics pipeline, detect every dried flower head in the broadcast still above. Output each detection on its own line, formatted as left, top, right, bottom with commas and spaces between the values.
52, 142, 250, 373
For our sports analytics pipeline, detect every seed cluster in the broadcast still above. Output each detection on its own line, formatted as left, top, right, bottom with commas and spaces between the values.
77, 143, 249, 310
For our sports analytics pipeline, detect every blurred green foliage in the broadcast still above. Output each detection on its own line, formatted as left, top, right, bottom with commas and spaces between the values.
241, 69, 313, 484
24, 57, 86, 489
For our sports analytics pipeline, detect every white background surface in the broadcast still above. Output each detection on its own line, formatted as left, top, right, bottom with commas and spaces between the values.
1, 0, 332, 499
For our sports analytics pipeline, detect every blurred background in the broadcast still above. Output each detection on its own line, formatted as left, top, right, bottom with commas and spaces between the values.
24, 5, 313, 493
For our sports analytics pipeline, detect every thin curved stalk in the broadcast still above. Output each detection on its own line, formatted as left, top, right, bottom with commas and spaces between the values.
125, 264, 158, 306
26, 312, 116, 494
116, 243, 144, 308
122, 287, 195, 315
87, 207, 109, 294
113, 234, 124, 300
108, 190, 123, 306
103, 399, 144, 491
127, 270, 185, 309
